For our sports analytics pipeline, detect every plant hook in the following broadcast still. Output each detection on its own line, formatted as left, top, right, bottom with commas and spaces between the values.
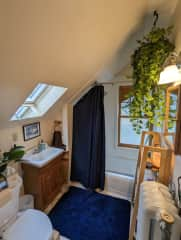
153, 10, 159, 27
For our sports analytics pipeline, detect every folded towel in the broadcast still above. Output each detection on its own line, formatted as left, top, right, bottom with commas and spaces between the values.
0, 189, 12, 208
52, 131, 66, 150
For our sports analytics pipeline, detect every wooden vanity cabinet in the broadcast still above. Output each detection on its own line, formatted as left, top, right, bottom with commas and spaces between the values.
22, 151, 69, 211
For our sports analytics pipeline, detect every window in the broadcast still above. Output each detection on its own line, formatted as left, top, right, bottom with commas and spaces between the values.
11, 83, 67, 121
25, 83, 48, 103
118, 86, 149, 148
165, 85, 181, 154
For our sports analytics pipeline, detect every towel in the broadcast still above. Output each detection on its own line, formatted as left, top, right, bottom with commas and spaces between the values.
52, 131, 66, 150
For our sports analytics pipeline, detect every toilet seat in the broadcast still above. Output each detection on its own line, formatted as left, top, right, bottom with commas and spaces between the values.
3, 209, 53, 240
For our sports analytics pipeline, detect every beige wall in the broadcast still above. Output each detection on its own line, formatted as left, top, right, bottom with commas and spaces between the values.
174, 0, 181, 52
0, 0, 148, 127
0, 117, 58, 178
0, 93, 63, 152
0, 119, 55, 153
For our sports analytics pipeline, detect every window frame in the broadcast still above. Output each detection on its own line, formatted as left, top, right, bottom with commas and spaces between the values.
118, 86, 148, 149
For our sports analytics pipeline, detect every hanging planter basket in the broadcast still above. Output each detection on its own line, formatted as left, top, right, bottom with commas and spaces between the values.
127, 11, 175, 134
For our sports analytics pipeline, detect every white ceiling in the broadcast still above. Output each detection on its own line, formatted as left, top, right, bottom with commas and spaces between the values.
0, 0, 179, 127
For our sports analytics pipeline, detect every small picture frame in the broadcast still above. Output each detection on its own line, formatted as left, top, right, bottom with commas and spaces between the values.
23, 122, 41, 141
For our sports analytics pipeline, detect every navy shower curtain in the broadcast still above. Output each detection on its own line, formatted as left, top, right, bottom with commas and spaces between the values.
71, 86, 105, 190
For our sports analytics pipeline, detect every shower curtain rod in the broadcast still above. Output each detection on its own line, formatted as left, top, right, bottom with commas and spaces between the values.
94, 80, 128, 86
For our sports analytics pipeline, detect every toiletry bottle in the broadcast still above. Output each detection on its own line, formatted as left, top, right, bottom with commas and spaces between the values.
38, 140, 42, 152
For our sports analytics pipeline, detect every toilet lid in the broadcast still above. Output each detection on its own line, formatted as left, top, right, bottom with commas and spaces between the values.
3, 209, 53, 240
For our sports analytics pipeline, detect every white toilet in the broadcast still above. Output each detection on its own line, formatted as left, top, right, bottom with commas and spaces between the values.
0, 170, 59, 240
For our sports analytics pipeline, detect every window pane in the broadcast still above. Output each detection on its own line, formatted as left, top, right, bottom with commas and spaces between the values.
26, 83, 47, 103
120, 100, 130, 116
11, 84, 67, 121
120, 118, 149, 146
15, 106, 29, 118
169, 92, 178, 118
168, 120, 176, 133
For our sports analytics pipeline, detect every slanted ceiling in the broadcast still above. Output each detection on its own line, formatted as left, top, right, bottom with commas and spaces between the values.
0, 0, 178, 127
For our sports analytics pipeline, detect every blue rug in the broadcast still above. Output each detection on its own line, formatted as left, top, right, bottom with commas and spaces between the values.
49, 187, 130, 240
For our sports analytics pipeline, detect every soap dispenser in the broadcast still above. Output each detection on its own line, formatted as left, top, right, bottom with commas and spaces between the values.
38, 140, 43, 152
38, 140, 47, 152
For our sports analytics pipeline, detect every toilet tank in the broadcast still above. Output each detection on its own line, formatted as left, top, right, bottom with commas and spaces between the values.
0, 172, 22, 233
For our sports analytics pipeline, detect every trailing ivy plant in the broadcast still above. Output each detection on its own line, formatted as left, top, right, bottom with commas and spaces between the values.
127, 11, 175, 134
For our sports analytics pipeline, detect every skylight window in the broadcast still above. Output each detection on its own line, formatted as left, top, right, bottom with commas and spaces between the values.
15, 106, 29, 118
25, 83, 48, 103
11, 83, 67, 121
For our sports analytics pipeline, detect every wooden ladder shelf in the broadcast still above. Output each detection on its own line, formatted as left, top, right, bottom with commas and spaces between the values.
129, 131, 173, 240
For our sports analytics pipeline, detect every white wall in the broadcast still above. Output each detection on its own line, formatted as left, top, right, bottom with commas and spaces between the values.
104, 82, 138, 176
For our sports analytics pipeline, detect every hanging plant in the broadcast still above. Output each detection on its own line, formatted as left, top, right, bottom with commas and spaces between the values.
127, 11, 175, 134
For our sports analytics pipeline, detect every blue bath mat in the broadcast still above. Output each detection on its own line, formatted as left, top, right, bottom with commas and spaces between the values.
49, 187, 130, 240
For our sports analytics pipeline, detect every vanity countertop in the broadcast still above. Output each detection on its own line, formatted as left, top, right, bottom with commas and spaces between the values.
22, 147, 64, 168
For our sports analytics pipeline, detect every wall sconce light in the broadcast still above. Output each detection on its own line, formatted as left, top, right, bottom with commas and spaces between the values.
158, 52, 181, 85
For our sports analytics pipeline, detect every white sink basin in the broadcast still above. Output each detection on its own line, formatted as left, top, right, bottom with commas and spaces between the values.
22, 147, 64, 168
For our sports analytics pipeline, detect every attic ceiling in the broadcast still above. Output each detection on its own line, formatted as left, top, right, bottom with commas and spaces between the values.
97, 0, 178, 83
0, 0, 179, 127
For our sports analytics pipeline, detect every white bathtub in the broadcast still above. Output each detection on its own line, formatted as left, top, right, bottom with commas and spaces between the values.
70, 172, 134, 200
103, 172, 134, 200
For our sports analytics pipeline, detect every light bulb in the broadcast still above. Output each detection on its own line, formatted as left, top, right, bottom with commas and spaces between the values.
158, 65, 181, 85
